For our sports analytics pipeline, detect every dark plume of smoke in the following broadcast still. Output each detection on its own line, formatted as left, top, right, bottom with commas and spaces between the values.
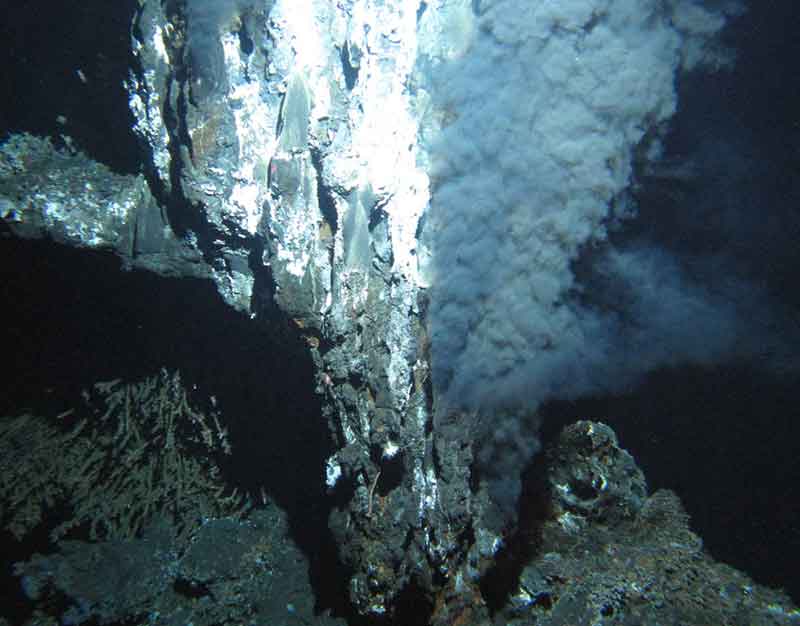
423, 0, 796, 516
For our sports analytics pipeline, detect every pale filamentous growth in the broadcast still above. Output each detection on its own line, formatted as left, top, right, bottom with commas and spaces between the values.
0, 369, 246, 543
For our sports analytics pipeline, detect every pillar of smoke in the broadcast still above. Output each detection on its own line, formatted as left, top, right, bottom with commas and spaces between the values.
424, 0, 745, 515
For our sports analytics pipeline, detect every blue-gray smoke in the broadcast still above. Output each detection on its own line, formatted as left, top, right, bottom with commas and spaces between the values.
422, 0, 790, 514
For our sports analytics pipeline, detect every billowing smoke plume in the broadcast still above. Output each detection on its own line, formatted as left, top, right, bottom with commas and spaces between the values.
422, 0, 776, 512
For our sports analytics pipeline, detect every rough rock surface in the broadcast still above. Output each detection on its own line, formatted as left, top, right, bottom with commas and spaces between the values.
1, 0, 451, 615
0, 134, 205, 277
15, 508, 346, 626
429, 421, 800, 626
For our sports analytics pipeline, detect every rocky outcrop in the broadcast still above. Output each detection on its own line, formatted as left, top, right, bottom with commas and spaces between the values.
1, 0, 456, 615
122, 0, 507, 615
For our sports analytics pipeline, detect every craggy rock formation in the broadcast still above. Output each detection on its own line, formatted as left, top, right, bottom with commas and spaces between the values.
8, 414, 799, 625
14, 508, 346, 626
431, 421, 800, 626
1, 0, 420, 614
509, 486, 796, 626
4, 0, 444, 614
